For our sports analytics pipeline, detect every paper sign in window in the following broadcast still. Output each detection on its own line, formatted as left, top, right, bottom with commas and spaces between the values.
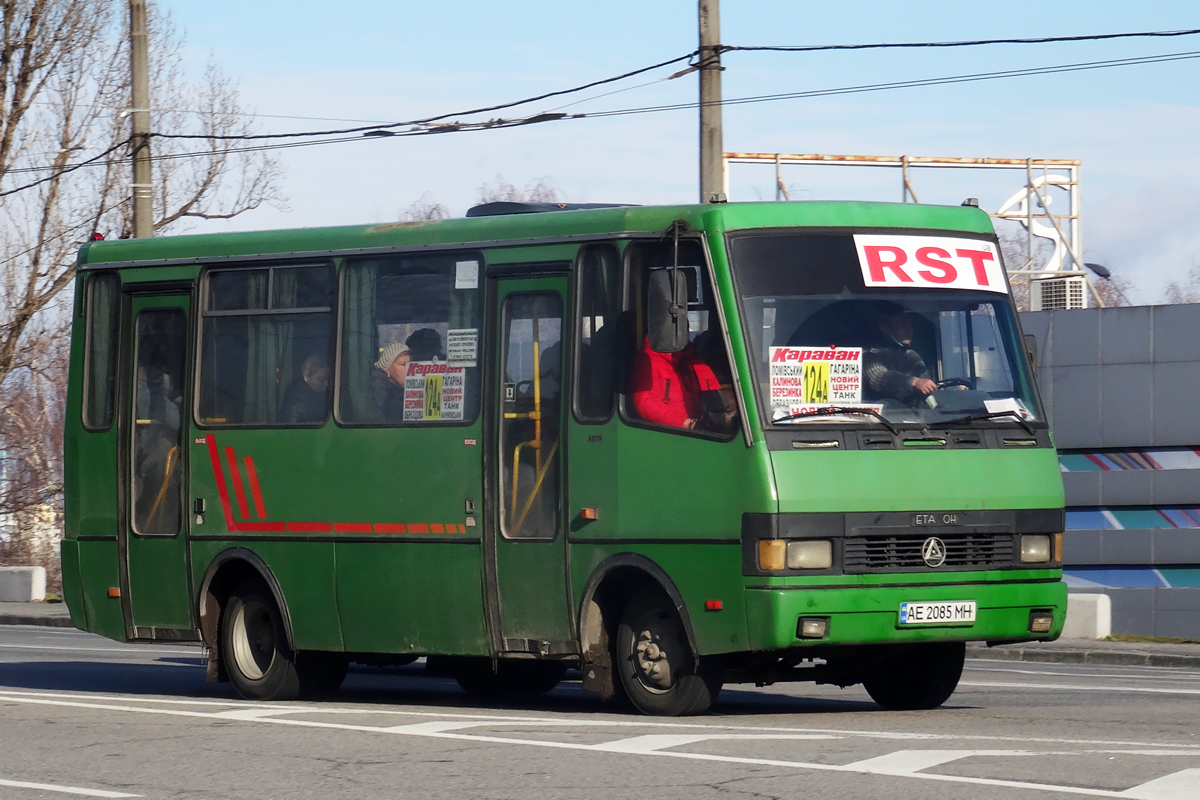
403, 361, 465, 421
768, 346, 863, 410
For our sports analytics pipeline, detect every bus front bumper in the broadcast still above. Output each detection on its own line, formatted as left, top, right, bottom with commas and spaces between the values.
744, 579, 1068, 651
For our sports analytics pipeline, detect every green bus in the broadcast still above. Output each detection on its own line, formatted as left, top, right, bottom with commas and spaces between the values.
62, 199, 1066, 715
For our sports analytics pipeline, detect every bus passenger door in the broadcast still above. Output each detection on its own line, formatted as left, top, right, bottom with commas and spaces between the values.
487, 277, 575, 654
118, 292, 195, 639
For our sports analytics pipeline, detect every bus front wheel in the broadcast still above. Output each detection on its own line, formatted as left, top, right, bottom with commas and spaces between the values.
615, 588, 722, 716
221, 580, 302, 701
861, 642, 965, 711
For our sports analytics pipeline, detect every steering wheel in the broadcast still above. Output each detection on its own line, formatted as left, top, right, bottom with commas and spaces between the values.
936, 378, 975, 390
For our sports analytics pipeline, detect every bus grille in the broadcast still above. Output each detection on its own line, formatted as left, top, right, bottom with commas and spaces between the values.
842, 532, 1014, 573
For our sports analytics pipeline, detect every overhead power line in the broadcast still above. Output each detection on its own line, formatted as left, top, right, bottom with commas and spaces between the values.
146, 27, 1200, 144
0, 140, 130, 199
723, 27, 1200, 54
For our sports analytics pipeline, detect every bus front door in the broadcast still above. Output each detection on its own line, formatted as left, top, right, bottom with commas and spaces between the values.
487, 277, 575, 655
117, 292, 194, 640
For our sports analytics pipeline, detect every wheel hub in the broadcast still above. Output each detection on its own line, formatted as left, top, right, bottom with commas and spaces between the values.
633, 610, 684, 691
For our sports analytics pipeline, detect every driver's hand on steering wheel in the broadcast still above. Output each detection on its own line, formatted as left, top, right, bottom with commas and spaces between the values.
911, 377, 938, 395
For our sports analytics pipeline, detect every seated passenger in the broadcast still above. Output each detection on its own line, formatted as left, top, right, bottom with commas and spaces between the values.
371, 342, 411, 420
693, 329, 739, 432
864, 306, 937, 404
629, 334, 721, 429
279, 354, 330, 423
406, 328, 443, 362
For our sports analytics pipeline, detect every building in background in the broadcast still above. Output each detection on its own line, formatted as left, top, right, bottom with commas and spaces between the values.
1022, 304, 1200, 638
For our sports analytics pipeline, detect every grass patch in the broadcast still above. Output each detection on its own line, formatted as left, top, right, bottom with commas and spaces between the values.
1103, 633, 1200, 645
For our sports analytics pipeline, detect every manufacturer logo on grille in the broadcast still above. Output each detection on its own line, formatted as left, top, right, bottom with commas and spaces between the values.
922, 536, 947, 567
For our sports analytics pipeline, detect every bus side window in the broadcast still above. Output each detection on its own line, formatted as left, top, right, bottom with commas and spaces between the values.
622, 240, 737, 435
197, 264, 334, 427
82, 272, 121, 431
337, 253, 482, 426
574, 243, 620, 422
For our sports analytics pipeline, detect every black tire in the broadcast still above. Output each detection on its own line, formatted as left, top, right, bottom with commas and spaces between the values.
296, 652, 349, 698
454, 659, 567, 696
220, 579, 302, 701
615, 588, 722, 716
862, 642, 965, 711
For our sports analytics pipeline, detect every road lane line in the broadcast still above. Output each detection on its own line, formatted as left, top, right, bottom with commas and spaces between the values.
967, 666, 1200, 682
0, 691, 1170, 798
960, 680, 1200, 696
842, 749, 1033, 774
3, 688, 1199, 752
594, 734, 836, 753
0, 643, 198, 656
0, 777, 139, 798
1120, 768, 1200, 799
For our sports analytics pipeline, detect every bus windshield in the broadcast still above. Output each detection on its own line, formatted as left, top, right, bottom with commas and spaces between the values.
728, 231, 1041, 428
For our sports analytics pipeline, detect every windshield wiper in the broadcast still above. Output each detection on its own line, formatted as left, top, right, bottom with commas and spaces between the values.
943, 411, 1035, 436
772, 406, 898, 434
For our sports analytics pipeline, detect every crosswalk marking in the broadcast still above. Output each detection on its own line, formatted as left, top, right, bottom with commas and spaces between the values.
1120, 769, 1200, 800
842, 749, 1032, 775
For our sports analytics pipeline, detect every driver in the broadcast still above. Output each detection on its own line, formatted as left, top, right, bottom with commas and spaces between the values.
863, 305, 937, 404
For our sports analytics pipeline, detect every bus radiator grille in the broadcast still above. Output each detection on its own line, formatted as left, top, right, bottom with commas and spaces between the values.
842, 532, 1015, 573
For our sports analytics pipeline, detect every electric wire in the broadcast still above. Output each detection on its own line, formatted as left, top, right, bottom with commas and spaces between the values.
723, 27, 1200, 54
0, 140, 131, 199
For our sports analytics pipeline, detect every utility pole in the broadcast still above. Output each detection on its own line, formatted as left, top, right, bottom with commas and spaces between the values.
129, 0, 153, 238
698, 0, 723, 203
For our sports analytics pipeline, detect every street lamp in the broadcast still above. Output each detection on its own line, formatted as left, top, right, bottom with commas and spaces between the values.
1084, 262, 1131, 306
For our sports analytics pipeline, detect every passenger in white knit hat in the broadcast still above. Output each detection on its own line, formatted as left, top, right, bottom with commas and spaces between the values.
374, 342, 411, 385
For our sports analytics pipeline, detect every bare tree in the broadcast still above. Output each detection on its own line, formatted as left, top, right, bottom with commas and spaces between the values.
1164, 264, 1200, 305
400, 192, 449, 222
477, 175, 563, 205
0, 1, 284, 578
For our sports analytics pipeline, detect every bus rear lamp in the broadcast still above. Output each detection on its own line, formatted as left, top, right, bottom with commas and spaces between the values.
786, 540, 833, 570
1020, 535, 1052, 563
1029, 611, 1054, 633
798, 617, 829, 639
757, 540, 786, 572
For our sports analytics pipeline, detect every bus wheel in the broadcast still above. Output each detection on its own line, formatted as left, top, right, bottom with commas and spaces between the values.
862, 642, 965, 711
221, 580, 302, 701
615, 588, 722, 716
455, 660, 567, 696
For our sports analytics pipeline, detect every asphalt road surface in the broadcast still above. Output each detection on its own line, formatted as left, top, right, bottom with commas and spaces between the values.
1, 624, 1198, 799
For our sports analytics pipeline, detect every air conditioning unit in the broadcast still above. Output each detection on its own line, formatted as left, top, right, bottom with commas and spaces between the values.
1030, 275, 1087, 311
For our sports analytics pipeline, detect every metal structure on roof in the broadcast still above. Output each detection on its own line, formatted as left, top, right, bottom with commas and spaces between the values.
723, 152, 1097, 308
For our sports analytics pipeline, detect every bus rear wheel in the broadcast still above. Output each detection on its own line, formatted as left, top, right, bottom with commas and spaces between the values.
221, 580, 302, 701
861, 642, 965, 711
615, 588, 722, 716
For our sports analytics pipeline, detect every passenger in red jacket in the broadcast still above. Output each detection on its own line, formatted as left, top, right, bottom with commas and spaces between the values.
629, 335, 721, 429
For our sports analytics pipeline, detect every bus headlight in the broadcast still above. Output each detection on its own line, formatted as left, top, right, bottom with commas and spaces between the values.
786, 540, 833, 570
1020, 534, 1051, 563
757, 540, 786, 571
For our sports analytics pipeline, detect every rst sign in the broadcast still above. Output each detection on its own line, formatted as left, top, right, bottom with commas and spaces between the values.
853, 235, 1007, 294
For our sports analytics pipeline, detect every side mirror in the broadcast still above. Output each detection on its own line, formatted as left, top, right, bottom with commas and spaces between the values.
1023, 333, 1038, 375
647, 270, 689, 353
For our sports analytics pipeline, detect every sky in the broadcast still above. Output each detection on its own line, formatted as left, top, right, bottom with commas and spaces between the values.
159, 0, 1200, 304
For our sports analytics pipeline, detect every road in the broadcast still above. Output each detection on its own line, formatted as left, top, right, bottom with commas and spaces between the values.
0, 624, 1198, 799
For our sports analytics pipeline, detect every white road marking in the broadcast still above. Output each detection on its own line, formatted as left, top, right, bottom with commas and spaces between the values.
210, 708, 300, 720
967, 665, 1200, 682
1120, 768, 1200, 799
0, 643, 198, 656
594, 734, 835, 753
0, 777, 139, 798
0, 689, 1192, 798
2, 688, 1199, 751
960, 680, 1200, 696
842, 749, 1032, 774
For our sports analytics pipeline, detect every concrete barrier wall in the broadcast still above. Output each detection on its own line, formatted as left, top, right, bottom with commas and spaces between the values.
1061, 593, 1112, 640
0, 567, 46, 602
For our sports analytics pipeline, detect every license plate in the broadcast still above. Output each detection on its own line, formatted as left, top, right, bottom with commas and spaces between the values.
898, 600, 977, 625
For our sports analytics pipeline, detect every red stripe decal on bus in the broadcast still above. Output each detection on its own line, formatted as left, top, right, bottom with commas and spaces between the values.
458, 524, 467, 534
225, 447, 251, 519
430, 523, 445, 533
233, 521, 286, 533
287, 522, 331, 533
372, 523, 406, 534
333, 523, 372, 534
407, 523, 430, 533
205, 435, 235, 528
244, 457, 267, 519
